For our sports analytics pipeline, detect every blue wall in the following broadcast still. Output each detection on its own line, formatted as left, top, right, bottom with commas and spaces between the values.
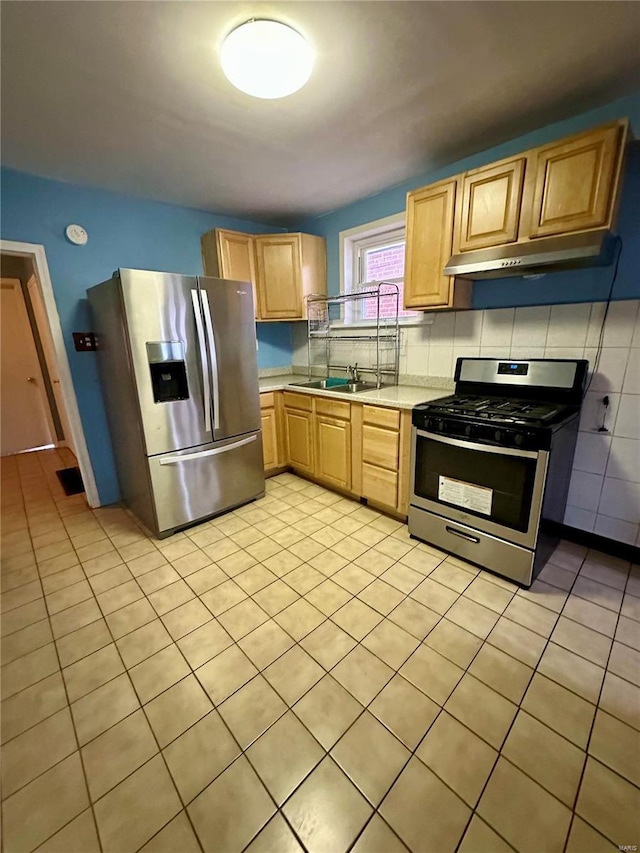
0, 168, 291, 504
290, 92, 640, 307
256, 322, 293, 367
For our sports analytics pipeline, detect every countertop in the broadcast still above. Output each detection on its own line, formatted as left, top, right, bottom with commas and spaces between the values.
258, 373, 449, 410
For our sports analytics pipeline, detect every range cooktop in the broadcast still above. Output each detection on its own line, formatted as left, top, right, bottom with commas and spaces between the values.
419, 394, 566, 426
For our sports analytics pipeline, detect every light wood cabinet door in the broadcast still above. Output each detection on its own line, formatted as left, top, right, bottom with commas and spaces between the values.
216, 229, 256, 282
261, 408, 278, 471
362, 424, 399, 471
404, 179, 457, 309
284, 407, 313, 475
362, 463, 398, 508
255, 234, 303, 319
459, 158, 525, 250
528, 123, 623, 238
201, 228, 258, 318
315, 415, 351, 491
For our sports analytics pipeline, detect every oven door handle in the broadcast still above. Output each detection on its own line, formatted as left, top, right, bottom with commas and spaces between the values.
415, 429, 539, 460
446, 525, 481, 544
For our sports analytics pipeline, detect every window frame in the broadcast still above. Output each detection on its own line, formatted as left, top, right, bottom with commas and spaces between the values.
339, 213, 421, 327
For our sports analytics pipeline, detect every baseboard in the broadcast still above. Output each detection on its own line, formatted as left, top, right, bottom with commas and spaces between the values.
543, 520, 640, 565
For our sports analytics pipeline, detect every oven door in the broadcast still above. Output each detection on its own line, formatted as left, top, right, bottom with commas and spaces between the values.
410, 428, 548, 549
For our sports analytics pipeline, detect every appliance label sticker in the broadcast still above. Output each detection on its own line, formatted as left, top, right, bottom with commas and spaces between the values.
438, 476, 493, 515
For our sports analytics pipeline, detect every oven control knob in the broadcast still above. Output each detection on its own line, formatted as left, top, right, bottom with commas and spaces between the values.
464, 424, 473, 437
437, 420, 445, 432
494, 430, 502, 443
514, 433, 524, 446
426, 418, 433, 431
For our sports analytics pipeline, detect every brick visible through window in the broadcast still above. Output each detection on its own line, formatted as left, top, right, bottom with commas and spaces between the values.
362, 243, 416, 319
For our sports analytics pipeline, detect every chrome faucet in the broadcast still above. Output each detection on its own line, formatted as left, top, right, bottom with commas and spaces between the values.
347, 363, 359, 383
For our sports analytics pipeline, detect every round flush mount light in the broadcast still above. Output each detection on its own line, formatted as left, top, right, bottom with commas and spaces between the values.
220, 19, 313, 99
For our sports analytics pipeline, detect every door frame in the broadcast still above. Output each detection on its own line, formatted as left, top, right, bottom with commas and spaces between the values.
1, 240, 99, 507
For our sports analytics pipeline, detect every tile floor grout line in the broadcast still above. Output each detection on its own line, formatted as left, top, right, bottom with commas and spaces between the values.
3, 461, 638, 852
75, 563, 209, 853
2, 450, 105, 853
450, 548, 592, 853
4, 530, 638, 750
561, 561, 635, 853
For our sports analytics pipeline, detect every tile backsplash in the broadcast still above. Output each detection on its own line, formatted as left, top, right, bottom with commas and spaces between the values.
292, 299, 640, 546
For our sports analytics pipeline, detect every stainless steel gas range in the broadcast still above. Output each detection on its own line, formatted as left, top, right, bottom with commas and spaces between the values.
408, 358, 589, 587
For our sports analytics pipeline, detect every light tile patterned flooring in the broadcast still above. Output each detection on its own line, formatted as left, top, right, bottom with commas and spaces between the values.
1, 449, 639, 853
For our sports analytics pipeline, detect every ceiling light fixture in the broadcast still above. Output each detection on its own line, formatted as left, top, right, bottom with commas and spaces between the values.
220, 19, 313, 99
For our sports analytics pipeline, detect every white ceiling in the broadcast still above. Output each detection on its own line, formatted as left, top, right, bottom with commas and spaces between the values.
2, 1, 639, 224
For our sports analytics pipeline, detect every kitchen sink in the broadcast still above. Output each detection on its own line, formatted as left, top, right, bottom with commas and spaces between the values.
290, 378, 349, 389
331, 382, 377, 394
290, 378, 378, 394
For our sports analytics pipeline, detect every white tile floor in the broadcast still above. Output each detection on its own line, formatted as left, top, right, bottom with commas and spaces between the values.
1, 448, 639, 853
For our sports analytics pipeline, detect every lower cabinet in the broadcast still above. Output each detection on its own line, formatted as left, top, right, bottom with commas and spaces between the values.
362, 463, 397, 507
261, 408, 279, 470
262, 390, 411, 516
282, 393, 314, 476
259, 392, 284, 474
315, 415, 351, 491
360, 407, 402, 510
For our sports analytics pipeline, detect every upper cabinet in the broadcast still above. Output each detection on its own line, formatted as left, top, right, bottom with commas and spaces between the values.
255, 233, 326, 320
202, 228, 258, 317
404, 118, 628, 311
405, 179, 471, 310
527, 123, 625, 238
201, 228, 326, 321
458, 157, 526, 250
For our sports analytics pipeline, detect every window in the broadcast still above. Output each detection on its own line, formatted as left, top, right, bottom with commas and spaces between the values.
340, 214, 418, 323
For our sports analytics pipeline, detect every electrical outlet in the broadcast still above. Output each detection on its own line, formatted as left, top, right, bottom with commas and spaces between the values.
73, 332, 98, 352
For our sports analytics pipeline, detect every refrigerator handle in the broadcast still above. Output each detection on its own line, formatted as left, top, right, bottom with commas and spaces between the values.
159, 434, 257, 464
200, 290, 221, 432
190, 290, 212, 434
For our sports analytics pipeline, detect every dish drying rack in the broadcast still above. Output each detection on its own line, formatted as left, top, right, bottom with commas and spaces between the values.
305, 282, 400, 389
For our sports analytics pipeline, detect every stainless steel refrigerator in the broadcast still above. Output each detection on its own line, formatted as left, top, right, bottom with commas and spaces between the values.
88, 268, 264, 537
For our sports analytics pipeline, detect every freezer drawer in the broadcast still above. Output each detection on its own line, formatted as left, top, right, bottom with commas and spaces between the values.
148, 432, 265, 535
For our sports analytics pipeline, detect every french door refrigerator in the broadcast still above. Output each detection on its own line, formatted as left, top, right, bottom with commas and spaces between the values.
88, 268, 264, 537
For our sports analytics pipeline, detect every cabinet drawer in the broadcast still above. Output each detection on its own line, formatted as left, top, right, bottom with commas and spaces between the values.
362, 463, 398, 508
362, 424, 399, 471
315, 397, 351, 420
260, 392, 275, 409
363, 405, 400, 430
283, 391, 313, 412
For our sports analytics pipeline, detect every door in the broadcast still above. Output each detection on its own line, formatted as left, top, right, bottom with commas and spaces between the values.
0, 278, 54, 454
119, 269, 211, 456
404, 179, 457, 309
216, 230, 258, 320
411, 429, 547, 548
284, 408, 313, 474
26, 274, 74, 452
148, 432, 264, 534
528, 123, 623, 238
255, 234, 302, 319
315, 415, 351, 489
459, 158, 525, 250
198, 276, 261, 442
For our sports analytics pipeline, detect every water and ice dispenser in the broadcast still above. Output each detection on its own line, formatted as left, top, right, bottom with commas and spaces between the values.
146, 342, 189, 403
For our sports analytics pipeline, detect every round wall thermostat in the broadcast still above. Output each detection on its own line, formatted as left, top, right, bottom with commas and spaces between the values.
65, 224, 88, 245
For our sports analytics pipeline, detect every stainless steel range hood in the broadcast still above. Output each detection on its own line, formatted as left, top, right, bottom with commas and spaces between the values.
444, 229, 616, 279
